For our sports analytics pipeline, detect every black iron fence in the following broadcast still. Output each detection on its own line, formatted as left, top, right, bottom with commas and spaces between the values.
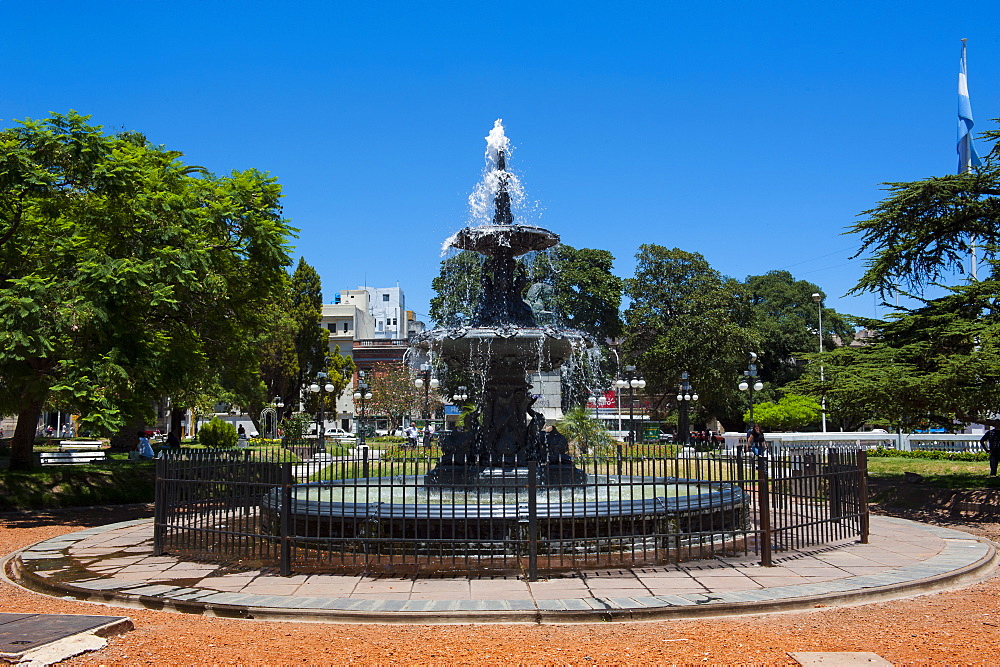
153, 444, 868, 578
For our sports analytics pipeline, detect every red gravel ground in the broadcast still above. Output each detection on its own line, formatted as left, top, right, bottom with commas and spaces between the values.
2, 505, 998, 665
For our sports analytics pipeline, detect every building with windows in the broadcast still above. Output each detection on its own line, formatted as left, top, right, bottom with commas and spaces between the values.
319, 286, 422, 432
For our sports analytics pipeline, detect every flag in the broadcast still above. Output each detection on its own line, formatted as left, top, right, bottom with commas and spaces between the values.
958, 39, 982, 173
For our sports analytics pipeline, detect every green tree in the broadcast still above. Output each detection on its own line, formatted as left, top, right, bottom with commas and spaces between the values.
540, 245, 623, 342
0, 112, 293, 469
558, 406, 615, 455
790, 278, 1000, 430
364, 361, 418, 435
746, 394, 822, 431
823, 122, 1000, 430
744, 270, 855, 387
848, 123, 1000, 296
623, 245, 753, 429
290, 257, 327, 407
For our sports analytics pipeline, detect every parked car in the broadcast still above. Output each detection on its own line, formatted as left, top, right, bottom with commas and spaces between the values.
324, 428, 356, 442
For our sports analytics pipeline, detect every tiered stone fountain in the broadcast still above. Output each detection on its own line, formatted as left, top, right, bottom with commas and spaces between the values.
416, 146, 590, 487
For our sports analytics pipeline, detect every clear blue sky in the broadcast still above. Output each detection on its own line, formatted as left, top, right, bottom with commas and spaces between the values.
3, 1, 998, 323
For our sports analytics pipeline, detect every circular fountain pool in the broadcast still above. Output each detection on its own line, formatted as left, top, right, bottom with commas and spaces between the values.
260, 475, 748, 573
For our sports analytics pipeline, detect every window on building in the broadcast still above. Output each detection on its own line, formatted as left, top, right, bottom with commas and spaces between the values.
343, 322, 349, 333
327, 324, 335, 331
382, 294, 390, 302
392, 318, 397, 326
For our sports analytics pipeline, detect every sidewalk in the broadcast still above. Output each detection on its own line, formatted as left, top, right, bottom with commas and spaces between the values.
7, 516, 996, 623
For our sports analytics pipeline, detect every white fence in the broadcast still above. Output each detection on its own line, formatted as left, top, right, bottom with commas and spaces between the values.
721, 431, 985, 454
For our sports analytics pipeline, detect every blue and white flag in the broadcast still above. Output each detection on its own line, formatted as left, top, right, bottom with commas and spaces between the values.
958, 40, 982, 173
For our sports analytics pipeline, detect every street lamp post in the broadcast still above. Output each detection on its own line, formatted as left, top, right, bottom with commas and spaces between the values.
588, 392, 600, 421
811, 292, 828, 432
413, 363, 440, 423
614, 366, 646, 447
451, 386, 468, 433
675, 372, 699, 446
309, 371, 335, 450
739, 352, 764, 426
353, 372, 373, 450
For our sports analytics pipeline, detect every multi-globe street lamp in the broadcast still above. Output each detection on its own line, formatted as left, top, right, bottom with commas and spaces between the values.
353, 372, 373, 449
811, 292, 828, 432
309, 371, 335, 450
676, 372, 698, 446
587, 392, 600, 420
451, 385, 469, 436
413, 363, 440, 422
739, 353, 764, 426
614, 366, 646, 447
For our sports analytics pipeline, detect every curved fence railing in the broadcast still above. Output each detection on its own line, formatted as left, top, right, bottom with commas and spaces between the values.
153, 445, 868, 578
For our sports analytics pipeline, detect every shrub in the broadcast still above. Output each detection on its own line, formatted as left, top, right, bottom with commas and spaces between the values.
198, 418, 238, 448
558, 407, 615, 457
280, 413, 312, 440
867, 446, 987, 462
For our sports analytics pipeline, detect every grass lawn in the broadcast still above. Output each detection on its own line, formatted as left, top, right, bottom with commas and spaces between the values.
868, 455, 1000, 490
0, 461, 156, 511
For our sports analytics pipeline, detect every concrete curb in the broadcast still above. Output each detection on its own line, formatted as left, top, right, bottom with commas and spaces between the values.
5, 519, 997, 625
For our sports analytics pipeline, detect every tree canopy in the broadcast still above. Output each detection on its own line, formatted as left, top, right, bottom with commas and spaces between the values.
744, 270, 855, 388
849, 123, 1000, 296
790, 277, 1000, 430
0, 111, 294, 468
623, 245, 753, 427
363, 361, 418, 434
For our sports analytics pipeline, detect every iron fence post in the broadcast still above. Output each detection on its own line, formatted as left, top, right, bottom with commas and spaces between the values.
828, 448, 841, 519
858, 449, 870, 544
758, 455, 773, 567
153, 456, 165, 555
280, 461, 292, 576
363, 445, 370, 479
527, 460, 538, 581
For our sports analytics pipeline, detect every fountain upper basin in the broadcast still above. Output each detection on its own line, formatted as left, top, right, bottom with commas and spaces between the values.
450, 224, 559, 256
416, 326, 592, 372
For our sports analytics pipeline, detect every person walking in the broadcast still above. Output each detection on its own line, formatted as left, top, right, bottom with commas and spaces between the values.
746, 423, 767, 457
980, 426, 1000, 476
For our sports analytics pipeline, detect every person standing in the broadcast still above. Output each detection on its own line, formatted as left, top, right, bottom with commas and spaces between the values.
980, 426, 1000, 476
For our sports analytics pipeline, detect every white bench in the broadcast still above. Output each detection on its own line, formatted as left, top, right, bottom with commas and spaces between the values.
40, 451, 107, 465
58, 440, 104, 451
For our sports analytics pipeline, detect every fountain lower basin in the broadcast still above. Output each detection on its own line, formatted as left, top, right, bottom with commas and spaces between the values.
260, 475, 748, 571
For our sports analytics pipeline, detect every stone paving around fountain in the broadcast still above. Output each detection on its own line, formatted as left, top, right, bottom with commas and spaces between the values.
6, 515, 995, 623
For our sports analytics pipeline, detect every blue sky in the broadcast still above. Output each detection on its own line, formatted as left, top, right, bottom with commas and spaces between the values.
3, 1, 999, 323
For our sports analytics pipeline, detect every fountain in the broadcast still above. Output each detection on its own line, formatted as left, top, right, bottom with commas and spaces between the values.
260, 121, 747, 572
416, 135, 590, 487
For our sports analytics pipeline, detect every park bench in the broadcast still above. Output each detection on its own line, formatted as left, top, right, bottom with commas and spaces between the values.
40, 450, 107, 465
58, 440, 104, 451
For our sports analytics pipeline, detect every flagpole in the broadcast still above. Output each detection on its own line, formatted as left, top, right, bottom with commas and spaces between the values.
958, 38, 981, 281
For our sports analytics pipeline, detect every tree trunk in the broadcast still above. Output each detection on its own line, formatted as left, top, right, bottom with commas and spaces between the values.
169, 407, 184, 438
9, 395, 44, 471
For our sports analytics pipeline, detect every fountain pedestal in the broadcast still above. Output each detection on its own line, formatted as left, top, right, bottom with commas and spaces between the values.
417, 219, 590, 487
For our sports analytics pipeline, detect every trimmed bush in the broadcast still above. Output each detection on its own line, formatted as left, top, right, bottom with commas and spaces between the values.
867, 446, 988, 462
198, 418, 238, 448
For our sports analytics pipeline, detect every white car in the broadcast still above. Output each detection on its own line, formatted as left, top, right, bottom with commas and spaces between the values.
324, 428, 356, 442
